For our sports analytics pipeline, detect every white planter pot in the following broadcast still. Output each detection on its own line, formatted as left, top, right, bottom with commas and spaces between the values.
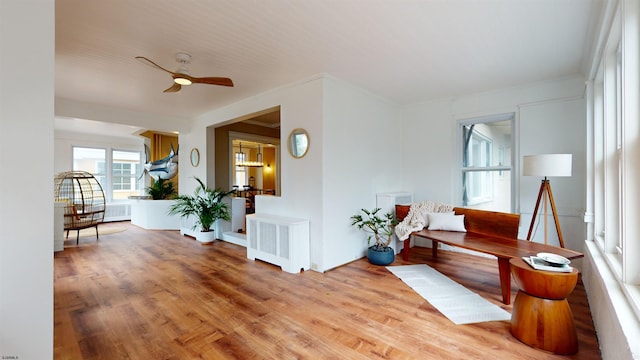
195, 230, 216, 243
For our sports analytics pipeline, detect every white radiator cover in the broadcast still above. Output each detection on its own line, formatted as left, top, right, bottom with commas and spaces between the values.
246, 214, 310, 274
104, 202, 131, 222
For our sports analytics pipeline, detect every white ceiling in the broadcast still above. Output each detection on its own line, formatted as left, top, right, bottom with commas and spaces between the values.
55, 0, 604, 133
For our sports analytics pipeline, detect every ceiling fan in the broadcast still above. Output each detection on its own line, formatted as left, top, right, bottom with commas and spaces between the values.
136, 52, 234, 93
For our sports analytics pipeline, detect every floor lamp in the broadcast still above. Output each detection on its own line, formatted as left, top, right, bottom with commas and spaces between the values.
523, 154, 572, 248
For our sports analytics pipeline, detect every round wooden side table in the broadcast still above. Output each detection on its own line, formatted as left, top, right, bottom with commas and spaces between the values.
509, 257, 579, 355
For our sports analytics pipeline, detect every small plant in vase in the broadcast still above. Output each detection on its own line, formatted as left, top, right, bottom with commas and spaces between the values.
146, 178, 176, 200
168, 177, 234, 243
350, 207, 398, 265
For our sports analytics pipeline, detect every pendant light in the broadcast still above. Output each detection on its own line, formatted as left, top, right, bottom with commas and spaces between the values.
235, 142, 246, 165
236, 143, 264, 167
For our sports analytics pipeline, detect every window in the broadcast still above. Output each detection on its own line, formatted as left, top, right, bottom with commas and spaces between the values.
464, 129, 493, 204
459, 116, 513, 212
615, 43, 623, 254
73, 147, 106, 187
73, 146, 142, 202
235, 166, 247, 188
595, 35, 623, 263
589, 3, 640, 319
112, 150, 142, 200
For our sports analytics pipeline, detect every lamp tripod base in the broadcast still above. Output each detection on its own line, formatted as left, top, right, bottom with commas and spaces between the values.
526, 178, 565, 248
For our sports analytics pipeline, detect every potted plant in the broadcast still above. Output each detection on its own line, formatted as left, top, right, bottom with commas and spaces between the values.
145, 178, 176, 200
130, 178, 179, 230
168, 177, 234, 243
350, 207, 398, 265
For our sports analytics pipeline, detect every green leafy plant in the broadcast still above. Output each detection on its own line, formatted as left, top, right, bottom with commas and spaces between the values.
350, 207, 397, 250
146, 178, 176, 200
168, 177, 234, 232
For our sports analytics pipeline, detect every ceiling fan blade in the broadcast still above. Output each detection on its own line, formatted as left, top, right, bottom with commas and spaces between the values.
136, 56, 176, 76
190, 76, 234, 87
163, 83, 182, 93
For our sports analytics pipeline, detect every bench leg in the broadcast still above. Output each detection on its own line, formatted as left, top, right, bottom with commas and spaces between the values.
402, 239, 410, 261
432, 240, 439, 258
497, 257, 511, 305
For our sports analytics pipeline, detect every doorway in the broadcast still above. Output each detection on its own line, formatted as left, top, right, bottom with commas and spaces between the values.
212, 106, 281, 195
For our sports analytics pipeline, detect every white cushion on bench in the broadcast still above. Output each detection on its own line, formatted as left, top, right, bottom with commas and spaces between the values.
428, 213, 467, 232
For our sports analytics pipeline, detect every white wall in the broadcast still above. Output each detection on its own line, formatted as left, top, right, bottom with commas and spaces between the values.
0, 1, 54, 358
183, 75, 402, 272
401, 76, 587, 253
190, 75, 326, 269
519, 97, 586, 250
322, 76, 403, 270
177, 131, 207, 193
402, 99, 458, 203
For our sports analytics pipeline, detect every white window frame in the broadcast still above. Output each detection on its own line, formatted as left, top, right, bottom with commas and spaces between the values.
111, 148, 144, 201
72, 145, 107, 189
464, 130, 493, 205
458, 113, 515, 212
589, 0, 640, 320
73, 145, 143, 203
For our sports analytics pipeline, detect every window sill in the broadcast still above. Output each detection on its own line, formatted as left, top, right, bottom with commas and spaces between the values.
585, 240, 640, 357
623, 282, 640, 322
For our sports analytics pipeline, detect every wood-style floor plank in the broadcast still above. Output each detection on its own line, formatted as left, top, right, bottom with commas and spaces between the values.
54, 222, 601, 359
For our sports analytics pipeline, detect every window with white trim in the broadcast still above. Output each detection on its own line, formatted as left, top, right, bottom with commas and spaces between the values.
460, 116, 513, 212
112, 150, 142, 200
73, 146, 106, 187
73, 146, 143, 202
590, 1, 640, 319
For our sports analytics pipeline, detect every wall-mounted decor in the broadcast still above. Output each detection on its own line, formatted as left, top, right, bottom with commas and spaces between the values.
190, 148, 200, 167
143, 144, 178, 180
288, 128, 309, 159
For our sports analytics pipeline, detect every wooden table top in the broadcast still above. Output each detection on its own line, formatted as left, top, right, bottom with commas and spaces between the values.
510, 257, 579, 299
413, 229, 584, 260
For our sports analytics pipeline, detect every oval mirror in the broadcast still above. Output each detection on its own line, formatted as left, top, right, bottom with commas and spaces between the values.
190, 148, 200, 167
287, 128, 309, 158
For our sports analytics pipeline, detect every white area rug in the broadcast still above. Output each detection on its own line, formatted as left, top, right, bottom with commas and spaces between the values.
387, 264, 511, 325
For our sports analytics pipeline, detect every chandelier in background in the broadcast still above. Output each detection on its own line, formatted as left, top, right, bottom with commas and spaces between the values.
236, 142, 264, 167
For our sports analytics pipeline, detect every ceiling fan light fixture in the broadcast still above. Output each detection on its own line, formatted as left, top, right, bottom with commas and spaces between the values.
174, 76, 192, 86
136, 54, 233, 92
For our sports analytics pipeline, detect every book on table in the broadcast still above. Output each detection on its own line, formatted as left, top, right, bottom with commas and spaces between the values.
522, 256, 573, 273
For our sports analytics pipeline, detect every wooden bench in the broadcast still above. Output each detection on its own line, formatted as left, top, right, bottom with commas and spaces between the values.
395, 205, 583, 304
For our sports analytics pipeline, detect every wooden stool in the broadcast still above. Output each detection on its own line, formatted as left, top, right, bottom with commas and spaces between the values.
509, 257, 579, 355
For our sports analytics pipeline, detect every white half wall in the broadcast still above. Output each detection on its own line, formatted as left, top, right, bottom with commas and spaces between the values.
0, 1, 54, 358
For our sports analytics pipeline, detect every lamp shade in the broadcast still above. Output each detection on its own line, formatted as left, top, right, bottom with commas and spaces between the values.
522, 154, 572, 177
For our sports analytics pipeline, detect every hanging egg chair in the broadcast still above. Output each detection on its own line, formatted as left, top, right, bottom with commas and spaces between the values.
54, 171, 106, 244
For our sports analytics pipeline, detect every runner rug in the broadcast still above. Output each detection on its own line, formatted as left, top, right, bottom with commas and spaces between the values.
386, 264, 511, 325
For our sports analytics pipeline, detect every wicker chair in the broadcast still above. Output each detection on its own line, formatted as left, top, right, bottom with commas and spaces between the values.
54, 171, 106, 244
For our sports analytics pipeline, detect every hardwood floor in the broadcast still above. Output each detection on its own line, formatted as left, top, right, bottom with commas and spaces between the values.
54, 222, 601, 359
